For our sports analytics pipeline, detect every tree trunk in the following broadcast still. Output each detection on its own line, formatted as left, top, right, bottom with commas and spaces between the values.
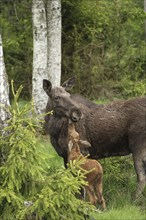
47, 0, 61, 87
32, 0, 61, 114
32, 0, 48, 114
144, 0, 146, 39
0, 35, 10, 131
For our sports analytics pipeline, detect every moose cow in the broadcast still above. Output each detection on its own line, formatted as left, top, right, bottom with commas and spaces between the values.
43, 77, 146, 198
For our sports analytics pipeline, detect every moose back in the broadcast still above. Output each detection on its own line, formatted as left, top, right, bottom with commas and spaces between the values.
43, 77, 146, 198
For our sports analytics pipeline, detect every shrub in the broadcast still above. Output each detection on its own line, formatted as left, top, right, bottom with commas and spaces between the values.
0, 82, 95, 220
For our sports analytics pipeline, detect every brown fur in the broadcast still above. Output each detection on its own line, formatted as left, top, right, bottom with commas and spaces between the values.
43, 77, 146, 198
68, 122, 106, 209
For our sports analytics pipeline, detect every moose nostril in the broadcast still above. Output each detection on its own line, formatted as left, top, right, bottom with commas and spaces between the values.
70, 108, 82, 122
72, 115, 78, 122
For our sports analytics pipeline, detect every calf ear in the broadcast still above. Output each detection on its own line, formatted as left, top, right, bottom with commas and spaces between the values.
68, 140, 73, 152
62, 76, 76, 91
43, 79, 52, 96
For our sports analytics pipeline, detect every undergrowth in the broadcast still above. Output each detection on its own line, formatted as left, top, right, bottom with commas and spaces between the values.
40, 137, 146, 219
1, 84, 145, 219
0, 82, 95, 220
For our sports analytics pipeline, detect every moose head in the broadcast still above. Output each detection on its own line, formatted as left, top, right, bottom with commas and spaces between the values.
43, 76, 83, 121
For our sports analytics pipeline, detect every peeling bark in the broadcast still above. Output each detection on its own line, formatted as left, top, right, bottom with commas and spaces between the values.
0, 35, 10, 130
47, 0, 61, 87
32, 0, 48, 114
32, 0, 61, 114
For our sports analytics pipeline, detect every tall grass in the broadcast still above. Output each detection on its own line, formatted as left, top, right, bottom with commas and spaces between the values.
40, 135, 146, 219
93, 205, 146, 220
38, 135, 64, 172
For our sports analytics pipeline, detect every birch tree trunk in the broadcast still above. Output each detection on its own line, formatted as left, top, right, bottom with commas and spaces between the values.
47, 0, 61, 87
32, 0, 61, 114
32, 0, 48, 114
0, 35, 10, 131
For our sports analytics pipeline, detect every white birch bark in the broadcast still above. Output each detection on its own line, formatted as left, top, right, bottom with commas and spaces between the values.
32, 0, 48, 114
47, 0, 61, 87
0, 35, 10, 130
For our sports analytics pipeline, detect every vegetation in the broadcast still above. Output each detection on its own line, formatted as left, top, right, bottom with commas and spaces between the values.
62, 0, 146, 99
1, 0, 146, 99
1, 0, 146, 219
1, 0, 32, 98
0, 87, 145, 219
0, 84, 95, 220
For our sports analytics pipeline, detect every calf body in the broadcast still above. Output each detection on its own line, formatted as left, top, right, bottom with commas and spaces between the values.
68, 122, 106, 209
43, 77, 146, 197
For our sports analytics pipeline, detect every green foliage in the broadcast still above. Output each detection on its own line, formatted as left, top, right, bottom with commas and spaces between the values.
62, 0, 146, 99
19, 160, 95, 220
1, 0, 145, 100
92, 205, 146, 220
0, 83, 95, 219
1, 0, 33, 98
100, 155, 146, 212
1, 83, 145, 218
0, 82, 49, 219
100, 156, 136, 198
1, 0, 146, 99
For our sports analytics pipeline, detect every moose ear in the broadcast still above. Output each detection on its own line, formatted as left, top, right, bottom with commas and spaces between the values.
43, 79, 52, 96
61, 76, 76, 91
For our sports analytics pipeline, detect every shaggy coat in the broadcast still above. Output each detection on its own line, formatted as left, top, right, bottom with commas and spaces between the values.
43, 77, 146, 198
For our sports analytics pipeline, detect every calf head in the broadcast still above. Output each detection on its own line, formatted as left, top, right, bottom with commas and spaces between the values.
43, 76, 82, 120
68, 120, 91, 154
68, 121, 80, 150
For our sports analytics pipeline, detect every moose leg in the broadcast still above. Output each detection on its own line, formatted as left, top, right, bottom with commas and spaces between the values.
95, 177, 106, 210
133, 152, 146, 199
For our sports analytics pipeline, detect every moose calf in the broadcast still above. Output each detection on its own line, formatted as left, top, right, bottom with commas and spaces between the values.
68, 120, 106, 210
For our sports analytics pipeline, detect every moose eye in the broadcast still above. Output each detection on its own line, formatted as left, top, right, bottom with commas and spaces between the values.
54, 96, 60, 101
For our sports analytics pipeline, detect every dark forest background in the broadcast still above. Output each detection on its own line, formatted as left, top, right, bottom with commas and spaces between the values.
1, 0, 146, 100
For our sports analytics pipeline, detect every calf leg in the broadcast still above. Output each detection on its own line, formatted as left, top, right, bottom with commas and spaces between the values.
95, 177, 106, 210
85, 184, 97, 206
133, 152, 146, 199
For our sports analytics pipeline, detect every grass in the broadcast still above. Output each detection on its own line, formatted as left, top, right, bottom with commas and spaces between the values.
38, 134, 64, 171
16, 99, 146, 219
39, 134, 146, 220
93, 205, 146, 220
